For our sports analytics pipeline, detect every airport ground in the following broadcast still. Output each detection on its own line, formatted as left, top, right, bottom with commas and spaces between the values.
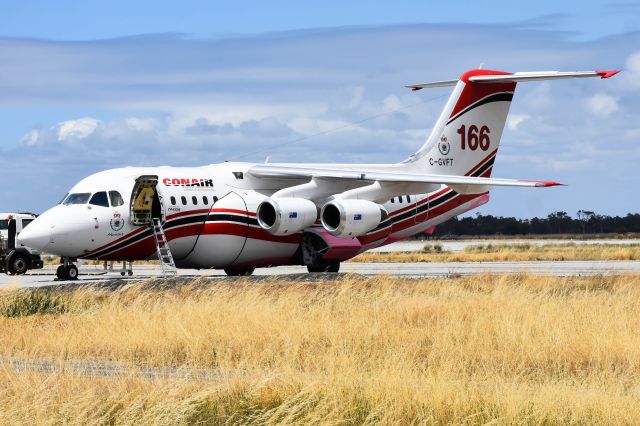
2, 239, 639, 288
1, 274, 640, 424
1, 239, 639, 423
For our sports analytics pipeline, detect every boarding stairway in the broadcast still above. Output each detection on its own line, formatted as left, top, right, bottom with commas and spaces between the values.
151, 218, 177, 276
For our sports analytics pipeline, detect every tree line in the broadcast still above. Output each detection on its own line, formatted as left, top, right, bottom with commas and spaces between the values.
429, 211, 640, 236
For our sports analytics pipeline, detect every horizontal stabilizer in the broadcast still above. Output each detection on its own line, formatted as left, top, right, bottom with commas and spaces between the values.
407, 69, 620, 91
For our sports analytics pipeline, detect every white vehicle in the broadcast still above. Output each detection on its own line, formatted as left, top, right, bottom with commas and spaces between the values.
0, 212, 36, 241
0, 213, 44, 275
18, 68, 619, 280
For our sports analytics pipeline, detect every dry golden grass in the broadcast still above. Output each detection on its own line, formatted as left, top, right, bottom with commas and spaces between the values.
1, 274, 640, 424
353, 243, 640, 262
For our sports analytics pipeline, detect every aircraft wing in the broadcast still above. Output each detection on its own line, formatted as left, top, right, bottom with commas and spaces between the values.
247, 164, 562, 192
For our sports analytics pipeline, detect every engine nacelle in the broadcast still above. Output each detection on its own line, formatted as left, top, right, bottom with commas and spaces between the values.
320, 199, 387, 238
256, 198, 318, 235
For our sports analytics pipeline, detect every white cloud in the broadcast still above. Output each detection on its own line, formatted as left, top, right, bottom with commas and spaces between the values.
584, 93, 619, 117
383, 94, 402, 111
623, 128, 640, 141
19, 129, 40, 146
125, 117, 159, 132
626, 51, 640, 74
346, 86, 364, 110
56, 117, 101, 141
507, 114, 530, 131
1, 25, 639, 217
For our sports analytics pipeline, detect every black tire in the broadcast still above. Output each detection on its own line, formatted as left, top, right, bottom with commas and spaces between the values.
307, 260, 340, 273
7, 252, 29, 275
67, 265, 78, 280
224, 267, 255, 277
56, 264, 78, 280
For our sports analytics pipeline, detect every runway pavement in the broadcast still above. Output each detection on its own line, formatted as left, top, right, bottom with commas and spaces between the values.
370, 239, 640, 253
2, 260, 639, 288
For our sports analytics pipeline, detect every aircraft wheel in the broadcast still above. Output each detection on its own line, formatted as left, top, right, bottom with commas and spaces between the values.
7, 252, 29, 275
56, 264, 78, 280
307, 260, 340, 273
66, 265, 79, 280
224, 267, 255, 277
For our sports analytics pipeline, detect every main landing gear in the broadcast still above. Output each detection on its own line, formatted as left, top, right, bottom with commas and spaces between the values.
307, 259, 340, 273
301, 234, 341, 273
224, 267, 255, 277
56, 257, 78, 281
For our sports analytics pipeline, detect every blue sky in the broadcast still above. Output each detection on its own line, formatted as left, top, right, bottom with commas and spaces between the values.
1, 1, 639, 218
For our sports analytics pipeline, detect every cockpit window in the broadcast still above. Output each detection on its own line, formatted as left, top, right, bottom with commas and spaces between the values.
63, 193, 91, 205
109, 191, 124, 207
59, 193, 69, 204
89, 191, 109, 207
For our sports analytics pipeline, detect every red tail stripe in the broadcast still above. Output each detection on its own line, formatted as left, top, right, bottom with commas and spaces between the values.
451, 69, 515, 119
465, 148, 497, 176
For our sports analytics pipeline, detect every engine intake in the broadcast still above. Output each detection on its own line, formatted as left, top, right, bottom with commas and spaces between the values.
321, 199, 387, 238
256, 198, 318, 235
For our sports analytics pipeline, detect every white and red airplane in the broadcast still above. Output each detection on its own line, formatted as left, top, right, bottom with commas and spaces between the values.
18, 68, 619, 279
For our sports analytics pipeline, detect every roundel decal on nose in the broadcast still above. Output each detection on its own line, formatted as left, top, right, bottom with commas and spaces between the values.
110, 211, 125, 231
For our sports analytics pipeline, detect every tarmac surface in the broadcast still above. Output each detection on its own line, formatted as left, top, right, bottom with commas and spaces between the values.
1, 260, 639, 288
371, 239, 640, 252
3, 239, 638, 288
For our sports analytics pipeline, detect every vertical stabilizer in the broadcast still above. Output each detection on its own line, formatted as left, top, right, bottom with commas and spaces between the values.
405, 69, 516, 178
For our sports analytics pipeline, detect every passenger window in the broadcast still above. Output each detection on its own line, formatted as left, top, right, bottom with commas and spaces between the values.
390, 198, 395, 203
407, 195, 411, 203
181, 196, 187, 206
63, 193, 91, 205
203, 196, 208, 205
109, 191, 124, 207
89, 192, 109, 207
170, 196, 176, 205
192, 196, 198, 205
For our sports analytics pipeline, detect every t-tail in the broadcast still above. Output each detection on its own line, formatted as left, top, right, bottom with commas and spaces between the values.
403, 69, 620, 178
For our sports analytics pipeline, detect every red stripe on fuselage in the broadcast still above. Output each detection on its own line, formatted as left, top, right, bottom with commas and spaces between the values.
166, 208, 210, 220
210, 208, 256, 217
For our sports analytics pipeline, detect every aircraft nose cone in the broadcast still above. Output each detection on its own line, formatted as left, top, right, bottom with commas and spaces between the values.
17, 218, 51, 251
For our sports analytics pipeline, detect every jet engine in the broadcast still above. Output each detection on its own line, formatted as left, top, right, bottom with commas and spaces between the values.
256, 198, 318, 235
320, 199, 388, 238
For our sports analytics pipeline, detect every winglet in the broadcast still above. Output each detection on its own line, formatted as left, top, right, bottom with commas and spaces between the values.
596, 70, 621, 79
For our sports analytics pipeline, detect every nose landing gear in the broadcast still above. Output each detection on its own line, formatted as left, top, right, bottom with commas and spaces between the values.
56, 257, 79, 281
